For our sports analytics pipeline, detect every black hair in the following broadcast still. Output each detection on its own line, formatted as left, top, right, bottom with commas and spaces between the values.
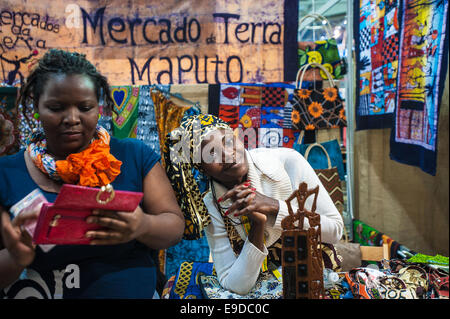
17, 49, 115, 123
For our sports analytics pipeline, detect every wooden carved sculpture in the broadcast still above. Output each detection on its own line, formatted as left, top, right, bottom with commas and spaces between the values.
281, 182, 325, 299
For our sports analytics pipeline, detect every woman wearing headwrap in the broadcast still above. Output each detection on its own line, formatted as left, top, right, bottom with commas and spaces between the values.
164, 114, 343, 296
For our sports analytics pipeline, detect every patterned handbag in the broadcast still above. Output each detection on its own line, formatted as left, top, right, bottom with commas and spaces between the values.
291, 62, 347, 131
298, 13, 346, 81
294, 138, 346, 181
304, 143, 344, 214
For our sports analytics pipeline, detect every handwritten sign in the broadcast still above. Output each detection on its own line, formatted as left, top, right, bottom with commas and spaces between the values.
0, 0, 291, 86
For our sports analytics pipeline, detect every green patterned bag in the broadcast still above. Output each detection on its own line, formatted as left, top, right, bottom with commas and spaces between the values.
298, 13, 346, 81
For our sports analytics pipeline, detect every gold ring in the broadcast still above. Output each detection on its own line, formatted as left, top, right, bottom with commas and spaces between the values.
96, 184, 115, 205
50, 214, 61, 227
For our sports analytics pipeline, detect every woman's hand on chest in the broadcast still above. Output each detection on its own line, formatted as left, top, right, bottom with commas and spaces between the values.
219, 182, 279, 223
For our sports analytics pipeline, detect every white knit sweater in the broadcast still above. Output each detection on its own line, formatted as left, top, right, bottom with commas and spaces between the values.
203, 147, 344, 295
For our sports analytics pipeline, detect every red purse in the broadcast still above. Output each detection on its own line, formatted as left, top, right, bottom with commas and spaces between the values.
33, 184, 143, 245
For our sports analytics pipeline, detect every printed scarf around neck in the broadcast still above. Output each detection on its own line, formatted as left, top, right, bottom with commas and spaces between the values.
27, 125, 122, 187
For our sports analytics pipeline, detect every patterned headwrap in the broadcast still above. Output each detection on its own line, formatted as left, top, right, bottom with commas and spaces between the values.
163, 114, 231, 240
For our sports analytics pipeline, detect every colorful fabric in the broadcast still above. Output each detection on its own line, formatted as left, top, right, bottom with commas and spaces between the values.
321, 243, 343, 272
240, 86, 262, 106
389, 0, 449, 176
353, 219, 384, 247
219, 84, 240, 106
213, 83, 298, 150
262, 87, 288, 107
261, 107, 284, 128
199, 270, 283, 299
164, 105, 211, 278
353, 220, 415, 260
237, 126, 259, 150
161, 275, 176, 299
180, 105, 210, 196
135, 85, 163, 156
282, 100, 294, 129
98, 105, 113, 136
354, 0, 401, 129
152, 89, 189, 168
407, 254, 449, 266
169, 261, 215, 299
182, 104, 202, 120
259, 128, 283, 148
151, 88, 204, 274
17, 103, 39, 149
163, 114, 231, 240
298, 38, 345, 80
0, 87, 19, 156
239, 105, 261, 128
218, 105, 239, 128
27, 126, 122, 187
345, 269, 383, 299
153, 90, 201, 272
165, 234, 211, 280
282, 129, 300, 148
111, 86, 140, 139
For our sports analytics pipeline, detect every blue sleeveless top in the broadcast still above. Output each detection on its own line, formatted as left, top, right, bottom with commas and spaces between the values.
0, 137, 160, 299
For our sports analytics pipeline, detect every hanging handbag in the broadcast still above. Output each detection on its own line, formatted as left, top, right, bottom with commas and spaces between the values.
303, 143, 344, 215
298, 13, 346, 81
291, 62, 347, 131
294, 138, 345, 181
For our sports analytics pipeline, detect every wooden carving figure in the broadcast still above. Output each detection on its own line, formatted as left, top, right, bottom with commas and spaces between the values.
281, 182, 325, 299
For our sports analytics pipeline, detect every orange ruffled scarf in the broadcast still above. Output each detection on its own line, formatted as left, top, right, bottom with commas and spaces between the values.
27, 126, 122, 187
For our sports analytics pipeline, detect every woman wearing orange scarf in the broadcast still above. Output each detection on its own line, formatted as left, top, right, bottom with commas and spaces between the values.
0, 49, 184, 299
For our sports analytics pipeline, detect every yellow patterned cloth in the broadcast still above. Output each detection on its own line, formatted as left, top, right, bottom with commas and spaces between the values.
169, 261, 215, 299
150, 89, 190, 274
152, 89, 189, 168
